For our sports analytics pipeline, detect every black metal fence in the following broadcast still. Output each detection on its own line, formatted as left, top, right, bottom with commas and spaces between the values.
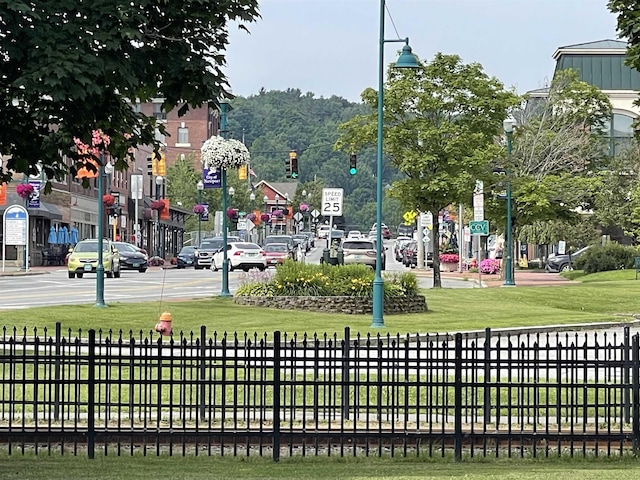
1, 323, 639, 460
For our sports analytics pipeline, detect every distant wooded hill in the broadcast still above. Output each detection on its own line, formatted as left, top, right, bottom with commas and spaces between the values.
226, 88, 405, 231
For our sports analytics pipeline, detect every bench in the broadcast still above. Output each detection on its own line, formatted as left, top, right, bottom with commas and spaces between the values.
42, 247, 68, 266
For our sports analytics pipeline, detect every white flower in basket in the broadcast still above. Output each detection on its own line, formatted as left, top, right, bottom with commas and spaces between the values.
201, 135, 250, 170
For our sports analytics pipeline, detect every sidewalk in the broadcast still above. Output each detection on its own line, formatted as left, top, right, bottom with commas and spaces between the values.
413, 268, 575, 287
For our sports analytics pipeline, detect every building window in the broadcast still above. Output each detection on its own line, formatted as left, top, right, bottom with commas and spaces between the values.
178, 127, 189, 144
153, 103, 166, 120
604, 112, 636, 157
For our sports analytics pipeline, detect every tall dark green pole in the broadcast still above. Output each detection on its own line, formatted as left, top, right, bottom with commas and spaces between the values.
220, 100, 231, 297
504, 124, 515, 287
95, 154, 106, 307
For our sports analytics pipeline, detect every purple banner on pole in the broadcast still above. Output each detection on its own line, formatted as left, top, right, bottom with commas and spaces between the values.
202, 167, 221, 188
201, 203, 209, 222
28, 180, 41, 208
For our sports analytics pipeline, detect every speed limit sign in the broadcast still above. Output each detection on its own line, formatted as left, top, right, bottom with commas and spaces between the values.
322, 188, 343, 216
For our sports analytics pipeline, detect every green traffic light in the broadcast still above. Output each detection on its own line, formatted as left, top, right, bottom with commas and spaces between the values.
349, 167, 357, 175
291, 172, 298, 179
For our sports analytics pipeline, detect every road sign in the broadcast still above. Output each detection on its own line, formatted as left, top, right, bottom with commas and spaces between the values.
419, 212, 433, 228
246, 219, 255, 231
294, 212, 303, 222
237, 219, 247, 230
322, 188, 343, 216
311, 209, 320, 219
469, 220, 489, 236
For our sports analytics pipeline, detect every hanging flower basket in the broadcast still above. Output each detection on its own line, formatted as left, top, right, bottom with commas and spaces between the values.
246, 212, 257, 222
103, 194, 115, 206
299, 203, 309, 212
201, 135, 250, 170
226, 208, 238, 220
260, 213, 270, 222
16, 183, 34, 199
193, 204, 206, 215
150, 200, 165, 210
272, 209, 283, 218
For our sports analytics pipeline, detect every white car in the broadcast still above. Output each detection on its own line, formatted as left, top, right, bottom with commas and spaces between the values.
210, 242, 267, 272
317, 225, 331, 239
347, 230, 362, 239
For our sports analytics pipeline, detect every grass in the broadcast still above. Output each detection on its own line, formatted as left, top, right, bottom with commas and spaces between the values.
2, 274, 639, 337
3, 454, 640, 479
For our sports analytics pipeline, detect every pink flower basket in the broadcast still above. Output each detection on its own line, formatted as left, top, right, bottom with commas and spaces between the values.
16, 183, 34, 199
193, 204, 205, 214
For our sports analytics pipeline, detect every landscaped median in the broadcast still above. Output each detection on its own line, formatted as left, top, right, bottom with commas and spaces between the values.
233, 261, 427, 314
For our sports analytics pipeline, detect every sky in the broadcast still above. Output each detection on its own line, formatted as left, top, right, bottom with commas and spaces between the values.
225, 0, 620, 102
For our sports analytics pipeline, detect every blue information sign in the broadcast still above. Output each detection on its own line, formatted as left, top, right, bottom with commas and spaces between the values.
202, 167, 221, 189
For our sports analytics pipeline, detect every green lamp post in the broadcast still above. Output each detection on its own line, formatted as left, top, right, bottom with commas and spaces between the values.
372, 0, 420, 327
220, 98, 231, 297
96, 157, 113, 307
503, 118, 516, 287
197, 180, 204, 246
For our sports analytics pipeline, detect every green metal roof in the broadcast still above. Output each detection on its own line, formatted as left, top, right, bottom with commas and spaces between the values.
553, 38, 640, 90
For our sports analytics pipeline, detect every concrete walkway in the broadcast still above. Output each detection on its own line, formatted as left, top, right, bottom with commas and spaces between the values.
412, 268, 576, 288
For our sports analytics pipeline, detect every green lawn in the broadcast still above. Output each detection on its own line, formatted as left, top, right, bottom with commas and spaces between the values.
2, 274, 639, 337
2, 454, 640, 479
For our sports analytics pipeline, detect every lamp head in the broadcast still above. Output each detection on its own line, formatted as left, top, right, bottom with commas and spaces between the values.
155, 175, 164, 186
197, 180, 204, 191
263, 195, 269, 203
250, 192, 256, 201
301, 189, 307, 197
228, 186, 235, 197
394, 44, 420, 69
104, 162, 114, 175
275, 194, 280, 201
503, 117, 516, 133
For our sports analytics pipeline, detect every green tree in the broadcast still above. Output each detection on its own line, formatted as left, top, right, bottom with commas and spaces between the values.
0, 0, 260, 186
336, 53, 518, 286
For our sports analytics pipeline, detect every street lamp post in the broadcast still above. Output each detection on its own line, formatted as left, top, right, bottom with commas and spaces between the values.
263, 194, 269, 239
197, 180, 204, 246
155, 175, 164, 258
219, 98, 232, 297
228, 186, 235, 234
275, 194, 280, 233
96, 158, 113, 307
372, 0, 420, 327
503, 118, 516, 287
284, 193, 290, 234
249, 192, 256, 242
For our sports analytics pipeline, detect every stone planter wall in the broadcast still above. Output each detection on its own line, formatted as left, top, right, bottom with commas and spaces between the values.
233, 295, 427, 315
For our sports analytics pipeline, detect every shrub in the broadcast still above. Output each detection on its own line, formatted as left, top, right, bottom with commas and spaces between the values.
439, 253, 459, 263
574, 243, 640, 274
384, 271, 419, 296
480, 258, 500, 274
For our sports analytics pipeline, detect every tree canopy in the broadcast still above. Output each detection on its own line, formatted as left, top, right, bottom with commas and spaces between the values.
335, 53, 519, 285
0, 0, 260, 186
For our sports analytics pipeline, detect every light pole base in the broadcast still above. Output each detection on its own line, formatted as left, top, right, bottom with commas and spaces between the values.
371, 278, 384, 328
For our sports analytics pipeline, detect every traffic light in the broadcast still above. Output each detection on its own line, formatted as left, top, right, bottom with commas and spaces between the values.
290, 151, 299, 179
147, 156, 153, 176
285, 156, 291, 178
349, 154, 357, 175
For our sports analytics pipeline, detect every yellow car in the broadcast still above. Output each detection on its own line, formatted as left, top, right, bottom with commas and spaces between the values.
67, 239, 121, 279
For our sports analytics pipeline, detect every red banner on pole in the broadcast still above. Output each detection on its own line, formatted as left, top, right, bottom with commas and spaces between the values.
159, 199, 170, 220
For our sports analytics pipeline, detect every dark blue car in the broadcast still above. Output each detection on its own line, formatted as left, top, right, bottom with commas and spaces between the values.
176, 246, 197, 269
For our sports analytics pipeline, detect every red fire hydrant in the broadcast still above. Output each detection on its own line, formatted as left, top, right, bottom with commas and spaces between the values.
155, 311, 173, 336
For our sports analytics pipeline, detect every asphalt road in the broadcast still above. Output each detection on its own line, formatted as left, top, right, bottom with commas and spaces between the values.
0, 239, 471, 310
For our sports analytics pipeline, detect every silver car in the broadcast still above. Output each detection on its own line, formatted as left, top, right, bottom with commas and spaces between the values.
341, 239, 386, 270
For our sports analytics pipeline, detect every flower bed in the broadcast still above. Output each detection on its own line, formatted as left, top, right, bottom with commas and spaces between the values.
233, 262, 427, 315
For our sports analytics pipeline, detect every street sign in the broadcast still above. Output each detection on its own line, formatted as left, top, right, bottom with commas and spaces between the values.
469, 220, 489, 236
311, 209, 320, 219
473, 180, 484, 221
322, 188, 343, 216
419, 212, 433, 228
294, 212, 303, 222
237, 219, 247, 230
4, 205, 28, 245
246, 219, 255, 231
202, 167, 221, 188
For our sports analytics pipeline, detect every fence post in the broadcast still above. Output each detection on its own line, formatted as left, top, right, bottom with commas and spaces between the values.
624, 327, 631, 424
199, 325, 206, 421
273, 330, 281, 462
632, 334, 639, 454
87, 329, 96, 460
483, 328, 491, 426
342, 327, 350, 420
454, 333, 462, 462
54, 322, 61, 422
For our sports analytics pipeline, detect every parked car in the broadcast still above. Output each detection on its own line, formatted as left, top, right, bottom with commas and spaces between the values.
299, 231, 315, 248
176, 246, 197, 269
402, 241, 418, 268
67, 239, 121, 279
347, 230, 363, 240
195, 236, 240, 269
393, 236, 412, 262
264, 243, 294, 267
264, 235, 296, 260
341, 239, 386, 270
545, 246, 590, 273
317, 225, 331, 239
210, 242, 267, 272
113, 241, 148, 273
292, 234, 310, 253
